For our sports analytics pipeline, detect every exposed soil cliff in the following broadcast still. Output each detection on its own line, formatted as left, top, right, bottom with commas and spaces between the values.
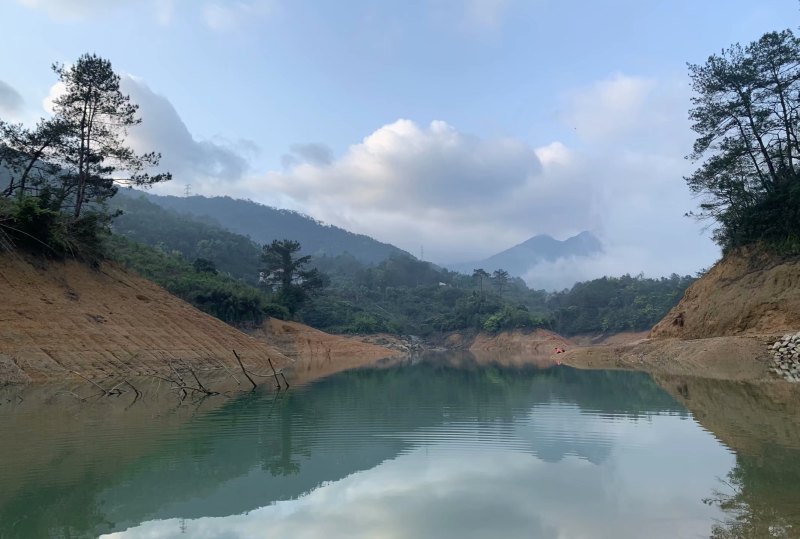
249, 318, 403, 385
564, 247, 800, 381
650, 246, 800, 340
0, 253, 293, 384
467, 328, 572, 366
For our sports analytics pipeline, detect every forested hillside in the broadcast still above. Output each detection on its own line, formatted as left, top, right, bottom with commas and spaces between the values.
305, 253, 695, 336
107, 235, 286, 326
111, 193, 262, 283
106, 194, 695, 337
134, 191, 410, 264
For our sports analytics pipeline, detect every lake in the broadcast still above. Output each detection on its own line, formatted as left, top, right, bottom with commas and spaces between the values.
1, 358, 799, 538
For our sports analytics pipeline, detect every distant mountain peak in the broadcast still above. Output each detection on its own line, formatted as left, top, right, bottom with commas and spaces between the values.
448, 231, 602, 278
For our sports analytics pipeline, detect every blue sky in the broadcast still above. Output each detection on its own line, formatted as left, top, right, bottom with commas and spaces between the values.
1, 0, 797, 283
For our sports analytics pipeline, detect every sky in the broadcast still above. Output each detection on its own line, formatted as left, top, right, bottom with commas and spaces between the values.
1, 0, 798, 282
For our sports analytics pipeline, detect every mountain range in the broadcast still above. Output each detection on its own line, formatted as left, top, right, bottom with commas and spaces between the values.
121, 191, 603, 282
448, 231, 603, 278
128, 191, 410, 264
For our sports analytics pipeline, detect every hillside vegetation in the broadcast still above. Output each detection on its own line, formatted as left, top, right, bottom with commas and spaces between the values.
105, 195, 694, 337
111, 193, 262, 284
138, 192, 409, 264
107, 235, 287, 326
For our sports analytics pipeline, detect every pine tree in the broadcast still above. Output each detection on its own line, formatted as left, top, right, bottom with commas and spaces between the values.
50, 53, 171, 218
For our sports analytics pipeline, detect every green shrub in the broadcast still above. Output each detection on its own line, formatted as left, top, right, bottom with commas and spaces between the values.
0, 196, 110, 263
482, 305, 549, 333
5, 196, 59, 253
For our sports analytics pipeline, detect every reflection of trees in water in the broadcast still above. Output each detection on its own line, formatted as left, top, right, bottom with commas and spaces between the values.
260, 392, 304, 476
0, 365, 685, 538
0, 471, 115, 539
705, 446, 800, 539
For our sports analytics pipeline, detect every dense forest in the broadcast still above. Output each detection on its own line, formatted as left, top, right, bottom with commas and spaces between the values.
0, 53, 700, 340
139, 192, 410, 264
107, 193, 695, 337
303, 253, 693, 336
97, 25, 800, 338
111, 193, 262, 284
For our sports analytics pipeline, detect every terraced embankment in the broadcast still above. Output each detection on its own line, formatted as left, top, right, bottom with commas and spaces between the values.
563, 246, 800, 381
0, 253, 291, 384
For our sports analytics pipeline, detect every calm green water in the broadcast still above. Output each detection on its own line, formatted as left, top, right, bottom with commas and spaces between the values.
1, 360, 800, 538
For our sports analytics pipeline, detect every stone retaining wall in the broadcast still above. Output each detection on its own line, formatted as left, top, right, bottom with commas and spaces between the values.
770, 332, 800, 382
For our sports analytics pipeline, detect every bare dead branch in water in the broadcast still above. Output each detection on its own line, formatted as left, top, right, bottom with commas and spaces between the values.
232, 349, 258, 390
147, 370, 219, 401
57, 390, 92, 401
70, 370, 112, 395
268, 357, 282, 390
65, 355, 280, 407
187, 367, 212, 394
124, 379, 141, 398
214, 357, 241, 385
241, 365, 290, 389
168, 362, 186, 385
106, 379, 128, 395
69, 371, 137, 400
123, 380, 141, 408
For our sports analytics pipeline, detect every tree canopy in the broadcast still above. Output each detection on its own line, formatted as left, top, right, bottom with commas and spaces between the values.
105, 198, 694, 336
52, 53, 171, 217
687, 29, 800, 252
261, 239, 325, 315
0, 53, 171, 260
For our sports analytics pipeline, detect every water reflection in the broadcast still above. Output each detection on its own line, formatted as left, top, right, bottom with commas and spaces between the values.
705, 446, 800, 538
0, 360, 798, 538
654, 374, 800, 538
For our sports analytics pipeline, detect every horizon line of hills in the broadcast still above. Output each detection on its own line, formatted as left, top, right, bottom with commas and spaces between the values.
114, 189, 604, 288
106, 189, 695, 336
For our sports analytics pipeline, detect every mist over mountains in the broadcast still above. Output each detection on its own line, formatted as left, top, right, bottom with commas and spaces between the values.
448, 232, 603, 280
122, 191, 605, 289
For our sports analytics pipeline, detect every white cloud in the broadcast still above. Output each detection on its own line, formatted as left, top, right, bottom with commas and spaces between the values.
563, 73, 692, 154
430, 0, 514, 32
119, 76, 250, 186
0, 80, 25, 119
234, 119, 591, 262
534, 141, 571, 168
281, 143, 333, 169
154, 0, 176, 25
220, 71, 717, 285
41, 81, 65, 115
564, 73, 656, 142
464, 0, 512, 29
202, 0, 277, 32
